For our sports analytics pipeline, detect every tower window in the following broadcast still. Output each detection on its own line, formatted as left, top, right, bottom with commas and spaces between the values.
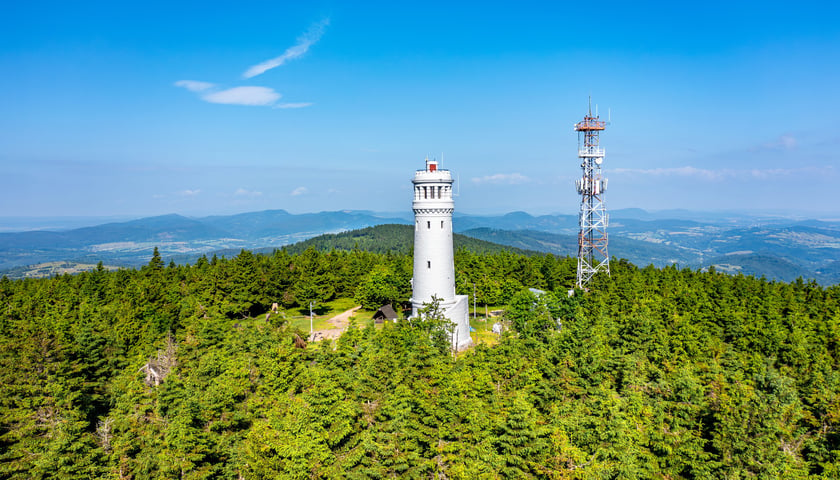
427, 221, 430, 229
441, 220, 444, 228
427, 261, 431, 269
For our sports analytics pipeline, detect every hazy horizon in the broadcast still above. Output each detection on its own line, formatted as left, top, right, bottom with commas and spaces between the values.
3, 205, 840, 234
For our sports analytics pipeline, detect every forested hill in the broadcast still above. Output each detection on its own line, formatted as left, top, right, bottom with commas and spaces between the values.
282, 223, 538, 256
2, 245, 840, 478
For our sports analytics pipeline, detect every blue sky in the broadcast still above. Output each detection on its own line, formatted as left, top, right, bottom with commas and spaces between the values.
2, 1, 839, 219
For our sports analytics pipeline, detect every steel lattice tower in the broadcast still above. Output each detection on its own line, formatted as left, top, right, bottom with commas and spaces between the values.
574, 104, 609, 287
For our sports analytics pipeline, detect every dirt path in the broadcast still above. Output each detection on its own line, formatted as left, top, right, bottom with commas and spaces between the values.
309, 306, 361, 342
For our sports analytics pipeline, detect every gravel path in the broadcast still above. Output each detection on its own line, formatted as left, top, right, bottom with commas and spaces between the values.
309, 306, 362, 341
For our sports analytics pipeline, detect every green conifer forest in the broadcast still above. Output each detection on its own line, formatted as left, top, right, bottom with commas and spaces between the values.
1, 247, 839, 478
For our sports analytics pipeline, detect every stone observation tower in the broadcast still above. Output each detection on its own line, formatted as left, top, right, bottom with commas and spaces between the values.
410, 158, 472, 350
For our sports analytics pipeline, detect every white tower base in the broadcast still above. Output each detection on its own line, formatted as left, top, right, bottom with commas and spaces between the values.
447, 295, 472, 351
410, 295, 472, 351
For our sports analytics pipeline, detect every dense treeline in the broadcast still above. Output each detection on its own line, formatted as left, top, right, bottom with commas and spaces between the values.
0, 247, 839, 478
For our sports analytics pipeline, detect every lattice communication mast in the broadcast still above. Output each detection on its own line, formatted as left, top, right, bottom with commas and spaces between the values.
574, 103, 609, 287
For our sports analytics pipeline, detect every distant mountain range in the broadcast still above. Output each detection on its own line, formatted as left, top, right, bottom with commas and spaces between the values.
2, 208, 840, 284
0, 210, 407, 272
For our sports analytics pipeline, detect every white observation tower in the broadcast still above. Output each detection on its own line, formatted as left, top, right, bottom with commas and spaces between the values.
410, 158, 472, 350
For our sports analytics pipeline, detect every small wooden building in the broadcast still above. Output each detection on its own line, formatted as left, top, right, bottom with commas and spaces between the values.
373, 304, 398, 324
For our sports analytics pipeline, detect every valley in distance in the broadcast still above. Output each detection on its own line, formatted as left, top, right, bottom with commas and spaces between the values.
3, 207, 840, 284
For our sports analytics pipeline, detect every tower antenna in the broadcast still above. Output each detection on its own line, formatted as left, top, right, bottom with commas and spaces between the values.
573, 101, 610, 288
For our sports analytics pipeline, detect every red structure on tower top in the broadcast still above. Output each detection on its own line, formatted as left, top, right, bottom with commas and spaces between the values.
575, 115, 606, 131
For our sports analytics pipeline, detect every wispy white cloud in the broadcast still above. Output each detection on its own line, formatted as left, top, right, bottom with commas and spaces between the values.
273, 102, 313, 109
179, 189, 201, 196
291, 186, 308, 196
746, 166, 835, 178
175, 20, 324, 108
234, 188, 262, 197
610, 165, 834, 180
757, 134, 798, 151
471, 173, 531, 184
242, 18, 329, 79
174, 80, 215, 92
202, 87, 281, 106
610, 166, 722, 180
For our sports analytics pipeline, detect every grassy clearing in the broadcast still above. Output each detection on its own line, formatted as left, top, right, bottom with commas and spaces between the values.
470, 317, 502, 346
286, 298, 370, 333
467, 305, 505, 346
290, 298, 359, 317
282, 298, 507, 343
322, 297, 361, 314
347, 309, 377, 328
288, 314, 333, 333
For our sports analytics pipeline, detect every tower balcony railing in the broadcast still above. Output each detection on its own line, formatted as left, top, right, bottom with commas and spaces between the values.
575, 118, 606, 131
414, 170, 453, 185
578, 148, 605, 158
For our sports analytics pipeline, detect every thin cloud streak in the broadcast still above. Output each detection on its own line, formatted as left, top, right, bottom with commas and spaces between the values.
610, 166, 721, 180
242, 18, 330, 79
202, 87, 281, 106
234, 188, 262, 197
273, 102, 313, 109
291, 186, 308, 196
610, 165, 834, 180
174, 80, 215, 92
755, 134, 798, 151
471, 173, 531, 184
